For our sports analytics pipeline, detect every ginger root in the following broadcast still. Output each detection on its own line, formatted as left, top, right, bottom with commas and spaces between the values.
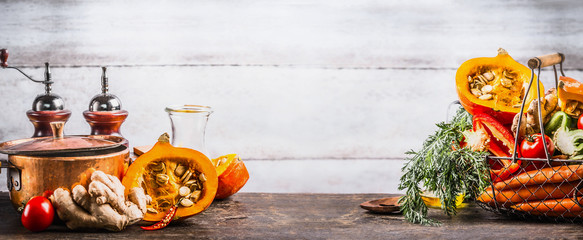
512, 88, 558, 139
50, 170, 151, 231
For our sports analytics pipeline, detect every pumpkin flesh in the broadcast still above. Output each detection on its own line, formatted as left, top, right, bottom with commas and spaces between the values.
122, 134, 218, 222
212, 154, 249, 199
557, 76, 583, 117
456, 49, 544, 125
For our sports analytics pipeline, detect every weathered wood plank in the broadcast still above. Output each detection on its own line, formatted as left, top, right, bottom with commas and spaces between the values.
1, 192, 582, 239
0, 67, 462, 159
2, 0, 583, 194
241, 159, 405, 194
2, 67, 578, 160
1, 0, 582, 68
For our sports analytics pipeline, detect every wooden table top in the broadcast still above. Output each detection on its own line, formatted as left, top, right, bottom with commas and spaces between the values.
1, 192, 582, 239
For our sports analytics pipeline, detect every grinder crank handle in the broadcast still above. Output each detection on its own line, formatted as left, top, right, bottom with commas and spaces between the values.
0, 49, 52, 84
1, 49, 8, 68
528, 52, 564, 69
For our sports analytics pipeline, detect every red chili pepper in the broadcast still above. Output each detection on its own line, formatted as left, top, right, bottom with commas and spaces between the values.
140, 206, 177, 231
472, 113, 520, 182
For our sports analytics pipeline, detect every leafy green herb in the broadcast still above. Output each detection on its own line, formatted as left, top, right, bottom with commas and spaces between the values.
398, 107, 490, 225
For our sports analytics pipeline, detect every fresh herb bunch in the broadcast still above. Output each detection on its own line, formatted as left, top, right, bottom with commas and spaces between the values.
398, 107, 490, 225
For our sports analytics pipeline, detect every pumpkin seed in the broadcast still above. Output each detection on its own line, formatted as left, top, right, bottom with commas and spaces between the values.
180, 170, 193, 183
185, 180, 198, 189
187, 181, 200, 191
184, 179, 198, 186
474, 82, 484, 90
199, 173, 207, 183
566, 100, 578, 113
470, 89, 481, 97
467, 75, 473, 83
147, 207, 158, 214
179, 186, 191, 197
479, 94, 493, 100
501, 78, 513, 88
149, 162, 165, 172
503, 70, 516, 79
156, 174, 169, 185
157, 199, 172, 209
481, 85, 493, 94
191, 190, 202, 202
483, 72, 494, 81
180, 198, 194, 207
174, 164, 187, 178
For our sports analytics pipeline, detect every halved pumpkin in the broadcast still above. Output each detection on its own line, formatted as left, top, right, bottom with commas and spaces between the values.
557, 76, 583, 117
122, 133, 218, 221
456, 48, 544, 125
212, 154, 249, 199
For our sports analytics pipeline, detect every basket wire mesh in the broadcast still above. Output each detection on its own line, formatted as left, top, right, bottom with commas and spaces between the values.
475, 53, 583, 222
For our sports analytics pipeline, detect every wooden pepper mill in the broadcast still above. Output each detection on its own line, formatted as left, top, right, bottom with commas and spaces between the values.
1, 49, 71, 137
83, 67, 129, 143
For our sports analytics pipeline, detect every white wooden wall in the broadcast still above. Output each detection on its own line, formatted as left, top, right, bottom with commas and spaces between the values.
1, 0, 583, 193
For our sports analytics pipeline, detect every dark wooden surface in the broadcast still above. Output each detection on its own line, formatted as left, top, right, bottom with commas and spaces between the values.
2, 0, 583, 194
1, 192, 582, 239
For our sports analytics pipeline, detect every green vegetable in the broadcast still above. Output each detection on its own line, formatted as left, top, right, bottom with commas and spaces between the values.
544, 111, 571, 136
398, 107, 489, 225
552, 126, 583, 159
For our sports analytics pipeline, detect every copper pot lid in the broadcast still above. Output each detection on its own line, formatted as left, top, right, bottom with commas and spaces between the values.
0, 122, 122, 155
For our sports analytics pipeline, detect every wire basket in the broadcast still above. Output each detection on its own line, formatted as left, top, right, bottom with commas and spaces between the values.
474, 52, 583, 222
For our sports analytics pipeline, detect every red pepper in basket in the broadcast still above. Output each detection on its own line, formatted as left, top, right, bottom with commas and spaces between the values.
472, 113, 520, 182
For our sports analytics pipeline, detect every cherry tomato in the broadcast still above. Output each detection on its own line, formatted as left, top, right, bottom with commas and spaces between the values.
520, 134, 555, 159
21, 196, 54, 232
578, 114, 583, 130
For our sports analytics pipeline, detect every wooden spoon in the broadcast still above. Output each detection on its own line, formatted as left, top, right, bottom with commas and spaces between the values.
360, 196, 402, 214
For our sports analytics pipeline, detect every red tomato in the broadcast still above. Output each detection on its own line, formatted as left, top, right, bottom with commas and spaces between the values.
520, 134, 555, 159
578, 114, 583, 130
21, 196, 54, 232
42, 190, 53, 199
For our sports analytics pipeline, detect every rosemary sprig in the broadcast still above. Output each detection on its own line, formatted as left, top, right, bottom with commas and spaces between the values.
398, 108, 490, 225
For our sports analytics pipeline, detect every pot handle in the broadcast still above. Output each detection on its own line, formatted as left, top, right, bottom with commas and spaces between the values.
0, 158, 16, 169
0, 158, 22, 191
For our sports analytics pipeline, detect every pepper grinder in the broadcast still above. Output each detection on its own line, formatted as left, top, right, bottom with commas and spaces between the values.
0, 49, 72, 137
83, 67, 129, 141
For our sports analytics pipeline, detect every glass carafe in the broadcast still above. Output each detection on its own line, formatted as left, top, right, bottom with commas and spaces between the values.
165, 105, 213, 157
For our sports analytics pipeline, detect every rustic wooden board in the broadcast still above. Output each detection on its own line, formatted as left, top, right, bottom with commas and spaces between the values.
1, 0, 583, 68
2, 67, 579, 160
1, 0, 583, 193
1, 192, 582, 239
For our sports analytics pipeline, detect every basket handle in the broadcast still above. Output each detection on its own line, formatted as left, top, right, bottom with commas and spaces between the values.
527, 53, 564, 69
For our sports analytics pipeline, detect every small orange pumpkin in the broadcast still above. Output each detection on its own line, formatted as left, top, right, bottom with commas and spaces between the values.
456, 48, 544, 125
212, 154, 249, 199
557, 76, 583, 117
122, 133, 218, 221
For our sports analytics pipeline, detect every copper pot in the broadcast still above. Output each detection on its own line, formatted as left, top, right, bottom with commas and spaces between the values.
0, 122, 129, 211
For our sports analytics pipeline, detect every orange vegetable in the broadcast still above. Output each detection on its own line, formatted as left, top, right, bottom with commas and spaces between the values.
455, 48, 544, 124
212, 154, 249, 199
122, 133, 218, 222
557, 76, 583, 117
512, 198, 583, 217
478, 183, 575, 208
493, 165, 583, 190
